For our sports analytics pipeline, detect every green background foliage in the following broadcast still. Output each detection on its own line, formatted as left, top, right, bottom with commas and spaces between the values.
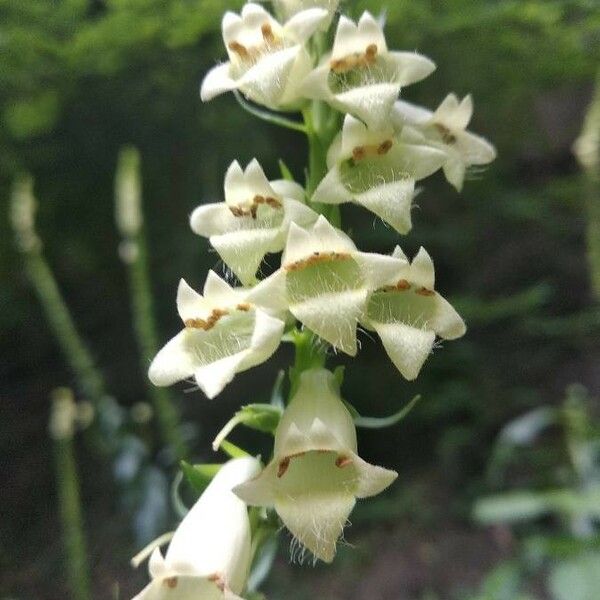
1, 0, 599, 598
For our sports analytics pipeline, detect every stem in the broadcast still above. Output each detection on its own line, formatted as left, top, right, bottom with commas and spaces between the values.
289, 328, 327, 397
115, 147, 187, 460
50, 388, 92, 600
234, 90, 308, 134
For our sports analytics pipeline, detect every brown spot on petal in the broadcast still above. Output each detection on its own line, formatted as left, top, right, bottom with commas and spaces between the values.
381, 279, 411, 293
352, 140, 394, 162
163, 577, 178, 589
236, 302, 251, 312
416, 287, 435, 297
208, 573, 225, 592
228, 41, 250, 60
185, 308, 229, 331
378, 139, 394, 155
285, 251, 351, 272
335, 455, 353, 468
434, 123, 457, 145
330, 44, 379, 73
277, 457, 290, 478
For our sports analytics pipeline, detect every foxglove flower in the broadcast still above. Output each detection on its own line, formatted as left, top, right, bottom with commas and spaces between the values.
272, 0, 339, 24
201, 3, 328, 110
393, 94, 497, 191
190, 159, 318, 285
149, 272, 285, 399
247, 215, 405, 355
361, 246, 466, 380
132, 457, 261, 600
235, 369, 396, 563
301, 12, 435, 129
312, 114, 447, 233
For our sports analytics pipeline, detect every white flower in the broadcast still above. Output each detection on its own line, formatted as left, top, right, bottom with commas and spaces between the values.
201, 3, 328, 110
393, 94, 497, 191
148, 272, 285, 399
361, 246, 466, 380
247, 215, 405, 355
312, 114, 447, 233
301, 12, 435, 129
132, 457, 261, 600
190, 159, 318, 285
272, 0, 339, 23
235, 368, 397, 563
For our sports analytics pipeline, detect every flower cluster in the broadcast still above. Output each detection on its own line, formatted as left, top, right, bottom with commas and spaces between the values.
133, 1, 495, 597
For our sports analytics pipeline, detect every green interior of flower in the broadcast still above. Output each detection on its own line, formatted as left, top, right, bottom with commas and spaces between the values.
276, 451, 358, 497
182, 311, 255, 364
367, 289, 437, 328
339, 144, 410, 194
327, 57, 398, 94
286, 257, 364, 303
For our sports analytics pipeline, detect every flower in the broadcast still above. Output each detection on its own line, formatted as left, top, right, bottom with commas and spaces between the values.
301, 12, 435, 129
392, 94, 497, 191
200, 3, 328, 110
190, 159, 318, 285
132, 457, 261, 600
234, 368, 397, 563
361, 246, 466, 380
312, 114, 447, 233
272, 0, 339, 23
247, 215, 405, 355
148, 272, 285, 399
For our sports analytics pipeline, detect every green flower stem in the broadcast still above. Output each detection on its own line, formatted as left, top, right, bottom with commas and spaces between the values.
115, 147, 187, 460
574, 70, 600, 301
289, 328, 327, 397
10, 176, 109, 411
50, 388, 92, 600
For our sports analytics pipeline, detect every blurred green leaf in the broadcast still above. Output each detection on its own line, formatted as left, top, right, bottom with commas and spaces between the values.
550, 552, 600, 600
180, 461, 222, 494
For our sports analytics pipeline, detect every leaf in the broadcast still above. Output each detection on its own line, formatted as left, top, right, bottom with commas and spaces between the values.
180, 461, 222, 494
353, 395, 422, 429
212, 404, 282, 451
220, 439, 251, 459
278, 159, 294, 182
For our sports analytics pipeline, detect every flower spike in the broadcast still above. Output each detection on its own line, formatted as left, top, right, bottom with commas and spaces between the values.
361, 246, 466, 380
201, 3, 329, 110
190, 159, 318, 285
234, 369, 397, 563
301, 12, 435, 129
149, 273, 285, 399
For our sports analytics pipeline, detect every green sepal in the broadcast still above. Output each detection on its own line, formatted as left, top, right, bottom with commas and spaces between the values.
353, 395, 422, 429
278, 159, 294, 182
180, 461, 223, 494
220, 439, 251, 459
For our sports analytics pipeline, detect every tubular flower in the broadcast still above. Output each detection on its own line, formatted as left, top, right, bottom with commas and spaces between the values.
148, 272, 285, 399
235, 369, 397, 563
361, 246, 466, 380
272, 0, 339, 23
392, 94, 497, 191
200, 3, 329, 110
132, 457, 261, 600
247, 215, 405, 355
312, 114, 447, 233
301, 12, 435, 129
190, 159, 318, 285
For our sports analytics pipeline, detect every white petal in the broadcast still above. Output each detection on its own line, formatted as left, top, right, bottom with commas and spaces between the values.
434, 93, 471, 129
373, 321, 436, 380
289, 288, 366, 355
148, 330, 197, 386
395, 139, 447, 180
352, 453, 398, 498
177, 279, 210, 322
245, 270, 289, 313
456, 130, 497, 165
223, 160, 247, 206
354, 178, 415, 234
356, 12, 388, 53
200, 63, 236, 102
392, 99, 432, 127
202, 270, 236, 302
234, 461, 278, 506
388, 51, 436, 86
410, 247, 435, 289
237, 309, 285, 372
298, 63, 331, 103
210, 230, 278, 285
331, 15, 358, 59
283, 7, 329, 42
431, 295, 466, 340
271, 179, 305, 202
189, 203, 235, 238
443, 155, 466, 191
392, 245, 409, 262
354, 252, 407, 290
222, 11, 244, 46
335, 82, 401, 129
281, 198, 319, 230
244, 159, 276, 198
195, 352, 249, 399
311, 166, 354, 206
